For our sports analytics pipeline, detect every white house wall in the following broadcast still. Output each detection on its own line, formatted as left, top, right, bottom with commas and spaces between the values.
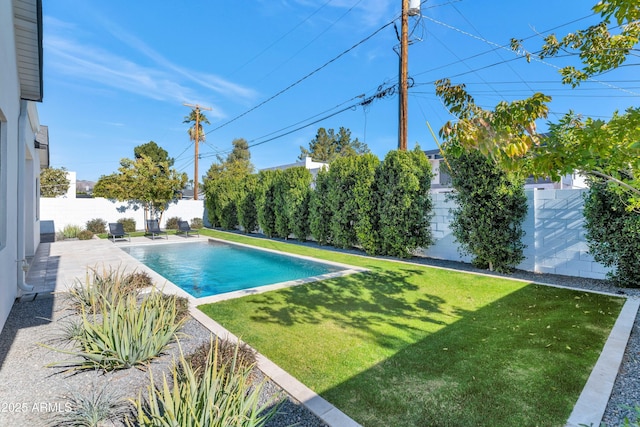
0, 0, 41, 333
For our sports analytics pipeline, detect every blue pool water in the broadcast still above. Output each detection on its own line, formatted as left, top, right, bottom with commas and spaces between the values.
122, 240, 345, 298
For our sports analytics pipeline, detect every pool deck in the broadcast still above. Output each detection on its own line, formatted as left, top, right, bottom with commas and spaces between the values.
18, 235, 639, 427
22, 235, 361, 427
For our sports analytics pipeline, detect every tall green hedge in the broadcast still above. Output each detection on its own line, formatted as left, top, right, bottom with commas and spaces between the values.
584, 178, 640, 287
447, 149, 527, 272
257, 170, 280, 238
204, 150, 438, 259
309, 168, 332, 245
238, 174, 259, 233
327, 154, 379, 249
376, 148, 434, 258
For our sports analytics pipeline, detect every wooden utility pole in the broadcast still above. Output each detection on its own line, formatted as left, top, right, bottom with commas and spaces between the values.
398, 0, 410, 151
183, 103, 211, 200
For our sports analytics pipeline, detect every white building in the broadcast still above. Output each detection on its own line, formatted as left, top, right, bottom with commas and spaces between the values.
260, 156, 328, 180
424, 149, 588, 192
0, 0, 44, 332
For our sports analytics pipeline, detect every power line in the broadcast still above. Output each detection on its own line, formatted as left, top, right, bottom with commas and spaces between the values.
200, 82, 398, 159
205, 19, 397, 136
228, 0, 335, 77
256, 0, 365, 84
420, 13, 640, 96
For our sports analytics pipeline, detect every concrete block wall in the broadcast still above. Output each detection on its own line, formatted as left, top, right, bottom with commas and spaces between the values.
41, 190, 610, 280
421, 189, 610, 280
40, 198, 205, 233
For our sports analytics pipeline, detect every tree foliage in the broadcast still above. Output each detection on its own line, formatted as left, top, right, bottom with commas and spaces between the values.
583, 176, 640, 287
183, 109, 211, 144
299, 127, 370, 162
40, 167, 70, 197
257, 170, 280, 238
375, 148, 434, 258
435, 0, 640, 209
447, 149, 528, 273
275, 167, 313, 241
326, 154, 379, 250
203, 138, 254, 229
238, 174, 259, 233
93, 155, 187, 221
309, 168, 332, 245
511, 0, 640, 87
134, 141, 174, 167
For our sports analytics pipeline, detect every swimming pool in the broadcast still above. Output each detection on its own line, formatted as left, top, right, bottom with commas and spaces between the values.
122, 240, 347, 298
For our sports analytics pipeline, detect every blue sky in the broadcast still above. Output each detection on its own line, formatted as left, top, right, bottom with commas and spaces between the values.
39, 1, 639, 181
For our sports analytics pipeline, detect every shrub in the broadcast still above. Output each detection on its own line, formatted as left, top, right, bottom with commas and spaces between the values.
375, 148, 434, 258
584, 178, 640, 287
48, 290, 185, 371
257, 170, 280, 238
62, 224, 82, 239
123, 271, 153, 290
190, 217, 204, 229
327, 154, 379, 249
238, 175, 259, 234
77, 230, 94, 240
117, 217, 136, 232
447, 149, 527, 273
127, 339, 279, 427
309, 168, 332, 245
67, 267, 141, 313
85, 218, 107, 234
162, 294, 190, 322
184, 338, 257, 380
165, 216, 181, 230
52, 381, 131, 427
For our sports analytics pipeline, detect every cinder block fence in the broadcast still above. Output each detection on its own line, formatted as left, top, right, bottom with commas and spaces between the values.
421, 189, 610, 280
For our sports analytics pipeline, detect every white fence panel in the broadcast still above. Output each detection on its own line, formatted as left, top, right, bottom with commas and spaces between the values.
420, 189, 610, 280
40, 197, 205, 232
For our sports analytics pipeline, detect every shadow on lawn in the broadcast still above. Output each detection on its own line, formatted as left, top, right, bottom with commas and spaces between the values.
246, 268, 469, 350
315, 285, 624, 427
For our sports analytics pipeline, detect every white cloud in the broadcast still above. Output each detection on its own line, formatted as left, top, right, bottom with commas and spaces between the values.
43, 16, 256, 119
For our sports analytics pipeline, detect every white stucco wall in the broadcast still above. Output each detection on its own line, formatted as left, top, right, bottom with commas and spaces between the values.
40, 198, 205, 232
0, 2, 42, 333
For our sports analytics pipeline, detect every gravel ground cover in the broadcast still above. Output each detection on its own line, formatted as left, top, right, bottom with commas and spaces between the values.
0, 243, 637, 426
0, 295, 327, 427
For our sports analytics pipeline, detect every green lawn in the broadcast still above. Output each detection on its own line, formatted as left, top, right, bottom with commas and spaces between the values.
198, 229, 624, 427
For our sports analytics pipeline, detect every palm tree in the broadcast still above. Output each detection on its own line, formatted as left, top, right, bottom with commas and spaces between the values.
183, 107, 211, 200
183, 108, 211, 143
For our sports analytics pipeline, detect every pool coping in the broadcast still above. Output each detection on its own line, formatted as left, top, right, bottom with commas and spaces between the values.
119, 237, 369, 305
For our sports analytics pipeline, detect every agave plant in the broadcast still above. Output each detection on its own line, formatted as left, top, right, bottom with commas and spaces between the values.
66, 266, 141, 313
50, 381, 131, 427
127, 339, 281, 427
46, 290, 185, 371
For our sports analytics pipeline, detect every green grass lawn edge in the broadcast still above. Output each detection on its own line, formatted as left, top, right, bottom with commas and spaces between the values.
197, 229, 625, 427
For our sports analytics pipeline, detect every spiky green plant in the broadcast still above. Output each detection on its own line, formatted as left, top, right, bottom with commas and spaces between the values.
50, 381, 131, 427
62, 224, 82, 239
66, 266, 141, 313
127, 339, 280, 427
47, 291, 185, 371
